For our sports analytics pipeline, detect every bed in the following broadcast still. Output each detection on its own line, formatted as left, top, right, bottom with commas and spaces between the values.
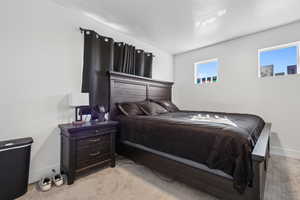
109, 71, 271, 200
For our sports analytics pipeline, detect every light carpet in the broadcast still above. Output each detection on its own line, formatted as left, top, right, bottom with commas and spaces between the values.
19, 155, 300, 200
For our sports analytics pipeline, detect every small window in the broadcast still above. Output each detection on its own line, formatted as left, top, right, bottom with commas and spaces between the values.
194, 59, 219, 84
258, 43, 299, 78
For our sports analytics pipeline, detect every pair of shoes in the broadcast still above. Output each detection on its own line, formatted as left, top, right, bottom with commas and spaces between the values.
38, 171, 64, 192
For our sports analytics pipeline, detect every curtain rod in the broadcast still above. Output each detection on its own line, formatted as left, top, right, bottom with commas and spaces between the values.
79, 27, 155, 57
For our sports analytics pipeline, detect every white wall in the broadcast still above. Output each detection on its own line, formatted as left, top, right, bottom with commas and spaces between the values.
174, 22, 300, 159
0, 0, 173, 183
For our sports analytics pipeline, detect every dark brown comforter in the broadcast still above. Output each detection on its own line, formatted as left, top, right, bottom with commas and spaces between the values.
117, 111, 265, 193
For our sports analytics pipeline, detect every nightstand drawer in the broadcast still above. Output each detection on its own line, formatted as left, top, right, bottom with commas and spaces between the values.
77, 142, 111, 161
76, 153, 111, 170
77, 134, 111, 148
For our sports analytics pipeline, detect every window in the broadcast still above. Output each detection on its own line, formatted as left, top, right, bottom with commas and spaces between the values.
258, 42, 299, 78
194, 59, 219, 84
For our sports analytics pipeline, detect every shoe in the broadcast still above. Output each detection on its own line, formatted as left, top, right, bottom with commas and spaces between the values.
52, 174, 64, 187
38, 177, 52, 192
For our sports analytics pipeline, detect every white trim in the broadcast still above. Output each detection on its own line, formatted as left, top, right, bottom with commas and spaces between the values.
194, 58, 219, 84
271, 146, 300, 160
259, 41, 300, 52
258, 41, 300, 78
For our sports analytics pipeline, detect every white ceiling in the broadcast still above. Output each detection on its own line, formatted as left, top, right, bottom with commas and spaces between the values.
54, 0, 300, 54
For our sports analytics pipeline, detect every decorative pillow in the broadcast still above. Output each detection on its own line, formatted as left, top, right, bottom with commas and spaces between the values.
138, 101, 168, 115
117, 102, 145, 116
150, 99, 180, 112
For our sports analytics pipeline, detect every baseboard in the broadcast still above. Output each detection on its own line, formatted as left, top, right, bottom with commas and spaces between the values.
271, 146, 300, 160
29, 163, 60, 184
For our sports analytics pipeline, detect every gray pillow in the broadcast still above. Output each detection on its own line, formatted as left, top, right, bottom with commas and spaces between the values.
150, 99, 179, 112
117, 102, 145, 116
138, 101, 168, 115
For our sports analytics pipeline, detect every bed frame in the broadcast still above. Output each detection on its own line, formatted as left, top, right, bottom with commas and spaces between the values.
109, 71, 271, 200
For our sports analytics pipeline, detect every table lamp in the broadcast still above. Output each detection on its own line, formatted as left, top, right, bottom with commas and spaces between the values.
69, 93, 90, 123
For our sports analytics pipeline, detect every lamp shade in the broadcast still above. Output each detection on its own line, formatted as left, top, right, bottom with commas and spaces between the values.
69, 93, 89, 107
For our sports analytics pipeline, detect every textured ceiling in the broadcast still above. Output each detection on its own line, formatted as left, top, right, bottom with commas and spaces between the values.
53, 0, 300, 54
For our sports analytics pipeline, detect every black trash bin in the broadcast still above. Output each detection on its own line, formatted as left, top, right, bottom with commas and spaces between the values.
0, 137, 33, 200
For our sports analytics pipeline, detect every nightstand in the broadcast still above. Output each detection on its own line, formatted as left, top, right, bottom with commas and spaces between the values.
59, 121, 118, 184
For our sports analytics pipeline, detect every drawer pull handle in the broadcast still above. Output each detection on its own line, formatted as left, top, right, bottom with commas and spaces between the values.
89, 152, 101, 156
89, 138, 101, 142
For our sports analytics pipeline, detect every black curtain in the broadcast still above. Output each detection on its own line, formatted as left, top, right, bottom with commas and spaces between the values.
113, 43, 153, 77
81, 30, 114, 110
124, 44, 136, 74
134, 49, 145, 76
113, 42, 124, 72
81, 28, 154, 111
114, 43, 136, 74
144, 52, 153, 78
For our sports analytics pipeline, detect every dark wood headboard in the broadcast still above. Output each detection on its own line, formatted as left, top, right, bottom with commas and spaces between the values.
109, 71, 174, 119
